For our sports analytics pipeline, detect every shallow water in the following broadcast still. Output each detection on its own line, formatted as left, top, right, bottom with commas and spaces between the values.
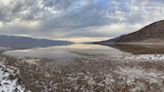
4, 44, 123, 60
4, 43, 164, 60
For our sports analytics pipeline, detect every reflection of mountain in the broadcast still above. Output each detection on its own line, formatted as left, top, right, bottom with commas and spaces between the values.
105, 44, 164, 54
97, 20, 164, 44
0, 35, 73, 49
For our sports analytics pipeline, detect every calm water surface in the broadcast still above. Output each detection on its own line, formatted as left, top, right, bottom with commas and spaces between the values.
4, 44, 122, 60
4, 43, 164, 61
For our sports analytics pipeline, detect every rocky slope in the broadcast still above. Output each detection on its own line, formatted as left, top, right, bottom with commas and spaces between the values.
97, 20, 164, 44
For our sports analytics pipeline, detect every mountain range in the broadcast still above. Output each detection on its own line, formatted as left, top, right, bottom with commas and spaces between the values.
0, 35, 73, 49
96, 20, 164, 44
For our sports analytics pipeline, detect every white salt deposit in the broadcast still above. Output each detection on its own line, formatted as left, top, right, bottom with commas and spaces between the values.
125, 54, 164, 61
0, 65, 25, 92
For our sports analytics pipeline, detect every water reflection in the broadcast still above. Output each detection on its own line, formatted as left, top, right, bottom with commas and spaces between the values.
4, 44, 119, 60
5, 43, 164, 61
105, 44, 164, 54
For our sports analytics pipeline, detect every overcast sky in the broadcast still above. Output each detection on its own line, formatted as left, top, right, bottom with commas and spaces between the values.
0, 0, 164, 42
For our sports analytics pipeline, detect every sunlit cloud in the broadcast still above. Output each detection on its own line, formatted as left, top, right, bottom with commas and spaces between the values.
0, 0, 163, 42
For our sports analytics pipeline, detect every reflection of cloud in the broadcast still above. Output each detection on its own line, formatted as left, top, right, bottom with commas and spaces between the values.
55, 37, 109, 43
0, 0, 163, 40
48, 44, 109, 49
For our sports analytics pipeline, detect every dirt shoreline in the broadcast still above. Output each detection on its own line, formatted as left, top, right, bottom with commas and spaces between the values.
1, 51, 164, 92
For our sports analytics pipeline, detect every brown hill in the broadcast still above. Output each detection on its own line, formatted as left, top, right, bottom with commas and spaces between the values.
97, 20, 164, 44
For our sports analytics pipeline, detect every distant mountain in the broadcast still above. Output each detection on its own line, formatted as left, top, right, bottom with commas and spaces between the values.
96, 20, 164, 44
0, 35, 73, 49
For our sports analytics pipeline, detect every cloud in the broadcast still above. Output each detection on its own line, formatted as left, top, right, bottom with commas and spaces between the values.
0, 0, 163, 41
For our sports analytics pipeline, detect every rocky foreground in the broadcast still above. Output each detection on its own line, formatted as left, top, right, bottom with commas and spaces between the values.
1, 51, 164, 92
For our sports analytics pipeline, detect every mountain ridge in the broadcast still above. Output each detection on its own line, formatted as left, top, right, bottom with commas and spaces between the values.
96, 20, 164, 44
0, 35, 73, 49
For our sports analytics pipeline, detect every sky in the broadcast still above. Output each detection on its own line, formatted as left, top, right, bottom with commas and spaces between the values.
0, 0, 164, 42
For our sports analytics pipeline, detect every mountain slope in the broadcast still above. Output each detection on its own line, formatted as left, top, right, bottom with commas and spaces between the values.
0, 35, 73, 49
97, 20, 164, 44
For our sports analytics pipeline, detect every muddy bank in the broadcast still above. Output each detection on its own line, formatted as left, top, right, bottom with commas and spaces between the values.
1, 52, 164, 92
